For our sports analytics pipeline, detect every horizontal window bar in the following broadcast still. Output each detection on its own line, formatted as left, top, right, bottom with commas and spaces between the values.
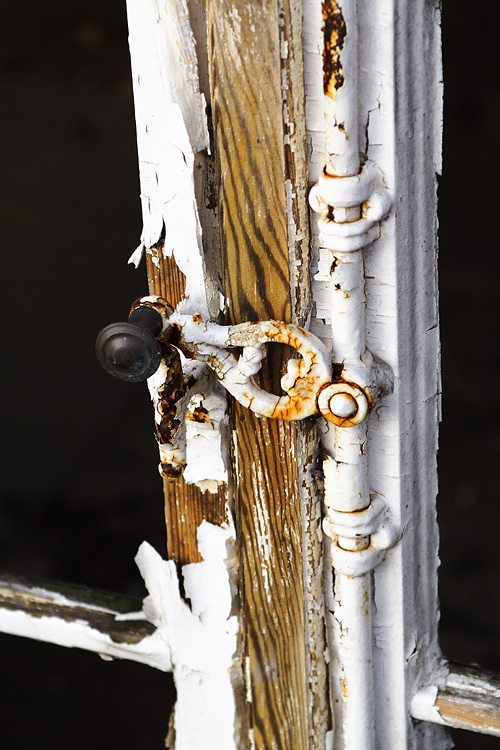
0, 574, 171, 671
411, 662, 500, 737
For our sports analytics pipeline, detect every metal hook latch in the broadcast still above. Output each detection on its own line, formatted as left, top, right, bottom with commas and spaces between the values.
97, 295, 372, 424
96, 296, 384, 477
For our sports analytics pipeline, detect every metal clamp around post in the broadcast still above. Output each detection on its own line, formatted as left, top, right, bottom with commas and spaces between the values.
309, 159, 393, 253
323, 496, 402, 577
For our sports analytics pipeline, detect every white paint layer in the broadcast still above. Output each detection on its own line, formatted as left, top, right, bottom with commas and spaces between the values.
410, 685, 448, 727
135, 523, 238, 750
0, 604, 171, 671
125, 0, 210, 315
183, 385, 228, 488
125, 1, 230, 490
305, 0, 447, 747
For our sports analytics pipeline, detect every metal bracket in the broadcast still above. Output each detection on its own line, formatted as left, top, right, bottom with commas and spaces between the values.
135, 295, 374, 424
96, 295, 392, 478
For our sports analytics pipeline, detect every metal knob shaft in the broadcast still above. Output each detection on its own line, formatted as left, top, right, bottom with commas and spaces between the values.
96, 306, 163, 382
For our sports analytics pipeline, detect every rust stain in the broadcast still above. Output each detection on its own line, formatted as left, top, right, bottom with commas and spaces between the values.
343, 676, 349, 699
160, 462, 184, 479
331, 362, 344, 381
162, 322, 182, 348
156, 347, 186, 445
323, 0, 346, 98
186, 405, 210, 423
129, 296, 173, 319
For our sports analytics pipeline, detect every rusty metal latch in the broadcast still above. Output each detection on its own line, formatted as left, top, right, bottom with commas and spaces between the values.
97, 295, 372, 423
96, 296, 388, 477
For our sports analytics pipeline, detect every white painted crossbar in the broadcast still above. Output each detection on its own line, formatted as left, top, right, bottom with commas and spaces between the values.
0, 571, 171, 671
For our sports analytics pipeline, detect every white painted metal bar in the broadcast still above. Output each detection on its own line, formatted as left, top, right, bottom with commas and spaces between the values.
323, 0, 359, 177
313, 2, 379, 747
305, 0, 448, 747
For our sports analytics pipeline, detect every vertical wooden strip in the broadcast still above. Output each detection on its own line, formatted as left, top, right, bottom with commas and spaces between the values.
146, 245, 187, 308
146, 243, 228, 565
280, 1, 331, 740
281, 0, 312, 326
207, 0, 312, 746
209, 0, 290, 327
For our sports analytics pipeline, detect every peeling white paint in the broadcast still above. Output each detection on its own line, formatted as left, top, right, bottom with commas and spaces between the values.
305, 0, 445, 747
147, 354, 228, 487
183, 385, 228, 488
125, 0, 210, 315
251, 465, 273, 601
125, 0, 231, 489
410, 685, 448, 727
0, 521, 239, 750
0, 606, 173, 670
136, 522, 238, 750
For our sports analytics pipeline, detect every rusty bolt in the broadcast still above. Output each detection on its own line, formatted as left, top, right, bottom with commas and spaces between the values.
317, 381, 369, 427
328, 392, 358, 419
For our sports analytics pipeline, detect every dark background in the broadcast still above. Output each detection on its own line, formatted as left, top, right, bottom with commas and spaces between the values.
0, 1, 498, 747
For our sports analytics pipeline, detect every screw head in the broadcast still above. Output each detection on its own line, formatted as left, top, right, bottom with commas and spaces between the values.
317, 381, 369, 427
96, 322, 162, 382
328, 392, 358, 419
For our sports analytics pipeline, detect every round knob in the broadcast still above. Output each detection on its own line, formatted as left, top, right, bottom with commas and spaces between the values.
96, 306, 163, 382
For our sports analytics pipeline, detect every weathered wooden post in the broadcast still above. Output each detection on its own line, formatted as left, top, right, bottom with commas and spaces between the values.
124, 0, 329, 745
11, 1, 500, 748
121, 0, 447, 747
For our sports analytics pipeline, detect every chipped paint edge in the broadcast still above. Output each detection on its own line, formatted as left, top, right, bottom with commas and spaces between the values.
136, 523, 238, 750
0, 604, 172, 671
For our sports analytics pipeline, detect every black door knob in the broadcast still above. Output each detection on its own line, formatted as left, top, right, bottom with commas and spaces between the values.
96, 306, 163, 382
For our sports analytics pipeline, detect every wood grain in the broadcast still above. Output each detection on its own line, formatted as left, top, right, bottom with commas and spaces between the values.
207, 0, 326, 745
146, 243, 228, 565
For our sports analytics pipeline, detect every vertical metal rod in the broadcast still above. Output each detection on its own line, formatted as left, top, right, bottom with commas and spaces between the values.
320, 0, 376, 747
323, 0, 359, 177
333, 572, 375, 747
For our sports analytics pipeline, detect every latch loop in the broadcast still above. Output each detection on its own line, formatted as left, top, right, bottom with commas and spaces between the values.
96, 296, 383, 478
97, 295, 374, 425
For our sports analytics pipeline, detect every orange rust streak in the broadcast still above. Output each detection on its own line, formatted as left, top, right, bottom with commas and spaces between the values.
146, 240, 227, 566
322, 0, 346, 99
186, 406, 211, 423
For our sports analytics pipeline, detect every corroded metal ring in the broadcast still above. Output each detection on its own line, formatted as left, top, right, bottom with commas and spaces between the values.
226, 320, 333, 421
317, 381, 369, 427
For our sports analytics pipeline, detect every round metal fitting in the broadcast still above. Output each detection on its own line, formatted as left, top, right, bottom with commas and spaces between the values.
317, 381, 369, 427
96, 322, 162, 382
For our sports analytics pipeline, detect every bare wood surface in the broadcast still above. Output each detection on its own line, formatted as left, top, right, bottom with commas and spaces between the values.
146, 244, 228, 565
436, 663, 500, 738
436, 693, 500, 737
207, 0, 323, 745
281, 0, 330, 742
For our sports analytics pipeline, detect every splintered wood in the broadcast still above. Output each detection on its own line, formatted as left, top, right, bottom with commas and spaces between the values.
146, 244, 228, 565
141, 0, 329, 743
